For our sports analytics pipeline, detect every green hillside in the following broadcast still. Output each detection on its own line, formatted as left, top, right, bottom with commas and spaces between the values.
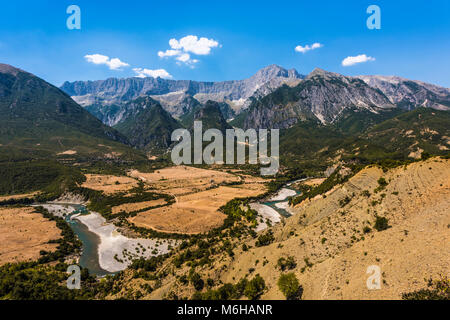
0, 63, 146, 163
114, 96, 182, 152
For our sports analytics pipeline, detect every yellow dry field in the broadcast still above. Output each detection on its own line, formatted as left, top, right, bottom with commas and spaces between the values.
302, 178, 326, 187
0, 207, 61, 265
128, 166, 267, 234
0, 192, 39, 202
130, 185, 265, 234
82, 174, 139, 194
111, 199, 167, 214
216, 158, 450, 300
128, 166, 242, 196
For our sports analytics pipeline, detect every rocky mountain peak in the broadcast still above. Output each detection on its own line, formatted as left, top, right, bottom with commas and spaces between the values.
254, 64, 290, 78
306, 68, 342, 80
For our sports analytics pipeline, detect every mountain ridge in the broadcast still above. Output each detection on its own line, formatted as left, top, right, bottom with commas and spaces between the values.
0, 63, 145, 162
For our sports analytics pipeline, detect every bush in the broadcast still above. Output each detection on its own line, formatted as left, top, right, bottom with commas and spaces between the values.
374, 216, 390, 231
244, 274, 266, 300
277, 256, 297, 271
363, 226, 372, 234
402, 276, 449, 300
361, 190, 371, 197
339, 196, 351, 207
278, 273, 303, 300
190, 272, 205, 291
375, 177, 388, 192
421, 152, 431, 160
255, 230, 274, 247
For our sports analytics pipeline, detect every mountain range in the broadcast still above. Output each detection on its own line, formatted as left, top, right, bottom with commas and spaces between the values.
60, 65, 303, 125
1, 62, 449, 166
61, 64, 450, 131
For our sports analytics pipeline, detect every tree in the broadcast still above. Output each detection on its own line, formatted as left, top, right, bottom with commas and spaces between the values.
278, 273, 303, 300
190, 272, 204, 291
374, 216, 390, 231
244, 274, 266, 300
255, 230, 274, 247
277, 256, 297, 271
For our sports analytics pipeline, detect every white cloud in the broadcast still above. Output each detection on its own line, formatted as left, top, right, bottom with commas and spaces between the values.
342, 54, 375, 67
295, 42, 323, 54
176, 53, 191, 63
158, 35, 219, 66
84, 54, 129, 70
169, 35, 219, 55
133, 68, 172, 79
158, 49, 182, 58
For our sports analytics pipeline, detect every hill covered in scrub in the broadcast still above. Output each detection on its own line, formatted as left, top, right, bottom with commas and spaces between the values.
77, 157, 448, 300
113, 96, 182, 152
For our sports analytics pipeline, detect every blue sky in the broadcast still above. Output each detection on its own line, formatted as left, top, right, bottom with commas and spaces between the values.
0, 0, 449, 87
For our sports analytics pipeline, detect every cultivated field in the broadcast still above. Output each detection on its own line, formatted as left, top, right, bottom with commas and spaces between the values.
128, 166, 267, 234
0, 207, 61, 264
0, 192, 39, 202
111, 199, 168, 215
82, 174, 139, 194
128, 166, 242, 196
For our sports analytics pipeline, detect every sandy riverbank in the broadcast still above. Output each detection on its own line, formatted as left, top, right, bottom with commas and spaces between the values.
75, 212, 176, 272
250, 203, 282, 232
38, 203, 177, 273
37, 203, 77, 218
274, 201, 296, 215
267, 188, 297, 201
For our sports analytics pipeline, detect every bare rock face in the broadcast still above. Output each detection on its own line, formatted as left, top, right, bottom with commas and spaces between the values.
150, 91, 201, 119
60, 65, 305, 124
356, 75, 450, 111
61, 65, 450, 133
243, 68, 395, 130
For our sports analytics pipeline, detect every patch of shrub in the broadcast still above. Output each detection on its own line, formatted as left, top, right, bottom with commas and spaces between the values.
277, 256, 297, 271
374, 216, 390, 231
402, 276, 449, 300
255, 230, 274, 247
244, 274, 266, 300
277, 273, 303, 300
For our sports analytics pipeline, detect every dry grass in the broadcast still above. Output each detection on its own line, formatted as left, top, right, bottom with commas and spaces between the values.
130, 185, 266, 234
0, 192, 39, 202
214, 158, 450, 300
57, 150, 77, 155
82, 174, 138, 195
0, 207, 61, 264
302, 178, 326, 187
128, 166, 267, 234
111, 199, 167, 215
128, 166, 242, 196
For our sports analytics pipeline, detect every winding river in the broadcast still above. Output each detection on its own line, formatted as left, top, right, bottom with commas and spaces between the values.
250, 182, 303, 232
63, 205, 112, 276
40, 203, 174, 277
37, 181, 300, 275
262, 187, 300, 217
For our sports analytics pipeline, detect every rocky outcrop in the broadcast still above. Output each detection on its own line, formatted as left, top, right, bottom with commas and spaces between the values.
242, 68, 395, 129
356, 75, 450, 111
60, 65, 305, 122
